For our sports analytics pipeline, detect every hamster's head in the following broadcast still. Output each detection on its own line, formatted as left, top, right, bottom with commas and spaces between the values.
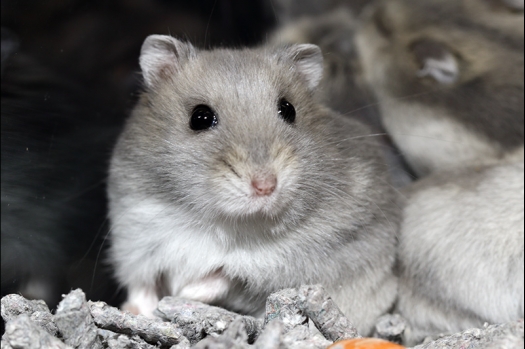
115, 35, 347, 225
355, 0, 524, 149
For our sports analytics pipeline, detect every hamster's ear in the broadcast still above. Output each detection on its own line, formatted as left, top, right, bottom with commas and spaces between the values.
411, 39, 460, 85
139, 35, 196, 88
280, 44, 324, 90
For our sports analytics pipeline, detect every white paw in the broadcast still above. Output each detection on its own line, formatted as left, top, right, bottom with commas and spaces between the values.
123, 287, 159, 317
179, 273, 231, 304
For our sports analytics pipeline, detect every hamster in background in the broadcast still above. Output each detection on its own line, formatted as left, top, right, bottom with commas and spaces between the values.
396, 159, 524, 345
352, 0, 524, 343
1, 28, 123, 308
108, 35, 401, 335
355, 0, 524, 176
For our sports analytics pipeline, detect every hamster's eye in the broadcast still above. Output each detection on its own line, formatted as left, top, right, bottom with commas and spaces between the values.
278, 99, 296, 124
190, 105, 218, 131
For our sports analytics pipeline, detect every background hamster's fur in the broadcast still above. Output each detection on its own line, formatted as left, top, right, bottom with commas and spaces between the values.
396, 159, 524, 345
269, 0, 374, 24
350, 0, 525, 343
1, 28, 123, 309
355, 0, 524, 176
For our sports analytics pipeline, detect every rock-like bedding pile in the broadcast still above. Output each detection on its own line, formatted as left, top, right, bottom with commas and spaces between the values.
1, 286, 523, 349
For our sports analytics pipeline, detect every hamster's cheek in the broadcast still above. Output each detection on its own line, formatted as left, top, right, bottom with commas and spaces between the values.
204, 143, 301, 218
268, 143, 301, 200
209, 174, 252, 215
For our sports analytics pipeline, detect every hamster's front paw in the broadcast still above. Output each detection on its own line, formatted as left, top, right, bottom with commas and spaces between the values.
179, 270, 231, 304
123, 286, 160, 317
121, 302, 141, 315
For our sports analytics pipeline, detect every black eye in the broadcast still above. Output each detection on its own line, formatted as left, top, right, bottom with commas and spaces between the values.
278, 99, 296, 124
190, 105, 218, 131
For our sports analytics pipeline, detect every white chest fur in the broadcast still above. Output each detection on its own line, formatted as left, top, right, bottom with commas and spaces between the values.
109, 196, 330, 297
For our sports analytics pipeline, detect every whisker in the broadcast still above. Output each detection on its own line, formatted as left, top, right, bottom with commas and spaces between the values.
204, 0, 218, 49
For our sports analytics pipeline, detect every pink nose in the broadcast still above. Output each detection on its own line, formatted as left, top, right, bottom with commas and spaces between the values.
251, 175, 277, 196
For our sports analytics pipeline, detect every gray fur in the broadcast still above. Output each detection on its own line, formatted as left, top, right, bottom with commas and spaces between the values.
355, 0, 524, 175
107, 35, 400, 335
397, 160, 524, 345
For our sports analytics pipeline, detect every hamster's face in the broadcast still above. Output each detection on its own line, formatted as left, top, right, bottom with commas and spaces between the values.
119, 37, 336, 223
355, 0, 524, 148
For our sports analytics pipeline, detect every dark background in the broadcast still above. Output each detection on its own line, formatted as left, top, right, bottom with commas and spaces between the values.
2, 0, 277, 114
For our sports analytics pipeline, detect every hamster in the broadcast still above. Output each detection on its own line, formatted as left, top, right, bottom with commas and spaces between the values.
396, 159, 524, 345
355, 0, 524, 176
107, 34, 400, 335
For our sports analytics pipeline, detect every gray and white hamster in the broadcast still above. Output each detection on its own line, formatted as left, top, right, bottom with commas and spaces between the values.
107, 35, 400, 335
396, 159, 524, 345
355, 0, 524, 176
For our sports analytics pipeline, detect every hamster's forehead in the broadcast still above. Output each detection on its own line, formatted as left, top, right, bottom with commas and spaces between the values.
176, 48, 293, 105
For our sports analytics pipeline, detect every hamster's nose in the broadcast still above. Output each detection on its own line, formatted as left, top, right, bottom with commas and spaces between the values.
251, 174, 277, 197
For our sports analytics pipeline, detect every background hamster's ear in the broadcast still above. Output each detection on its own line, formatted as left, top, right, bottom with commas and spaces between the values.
411, 39, 460, 85
139, 35, 196, 89
280, 44, 324, 90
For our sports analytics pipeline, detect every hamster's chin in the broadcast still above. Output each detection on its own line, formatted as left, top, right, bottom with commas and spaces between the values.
214, 189, 291, 220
